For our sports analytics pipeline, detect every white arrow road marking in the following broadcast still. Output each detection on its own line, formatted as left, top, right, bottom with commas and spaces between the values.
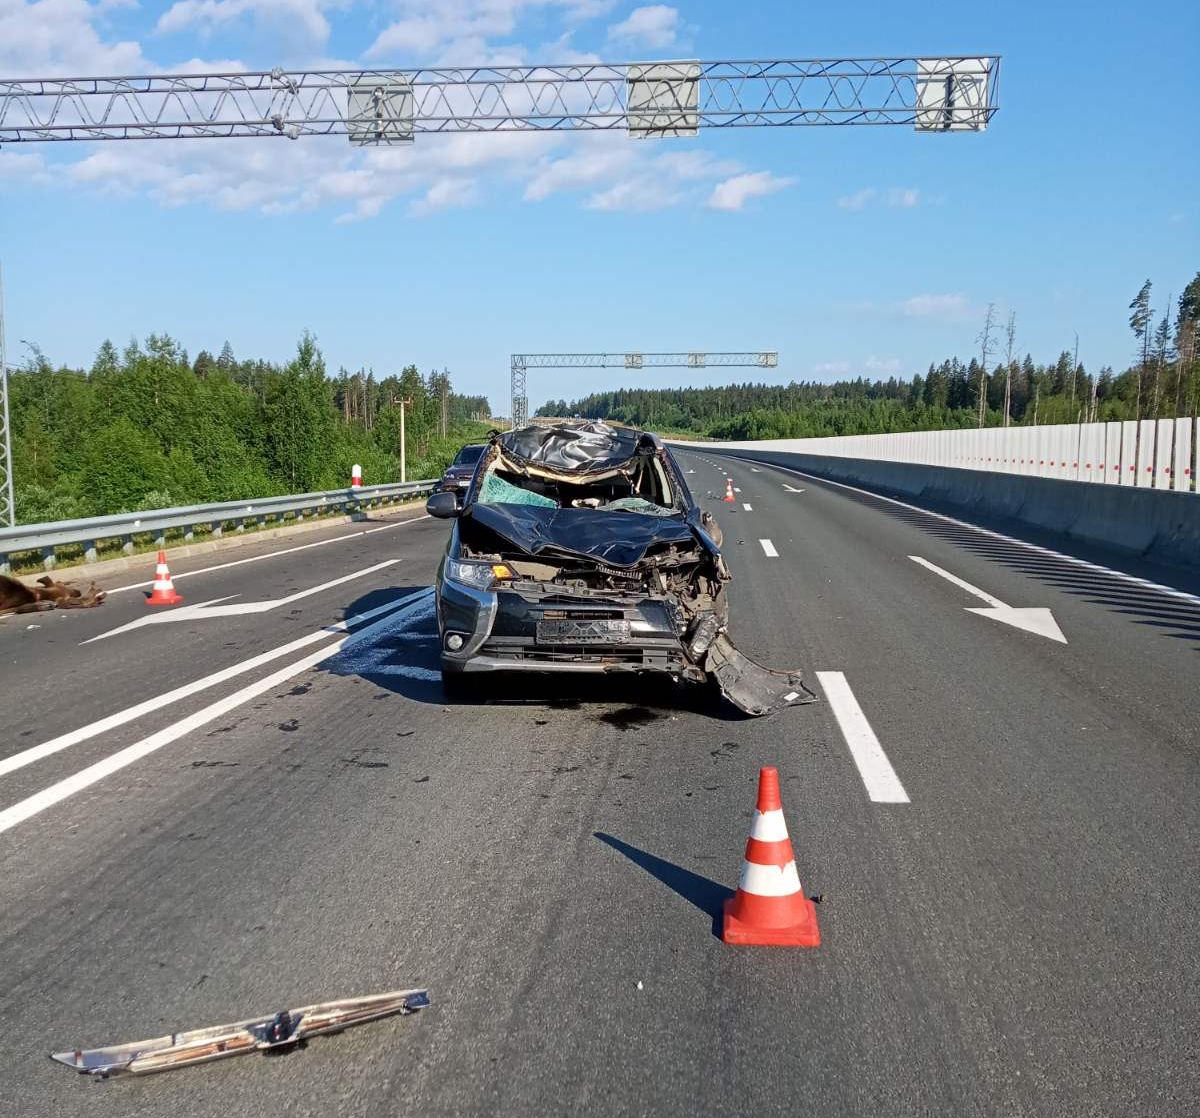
84, 560, 399, 643
0, 594, 419, 780
782, 484, 805, 493
909, 556, 1068, 643
743, 503, 753, 511
107, 515, 428, 595
817, 672, 909, 804
0, 591, 434, 836
759, 539, 778, 557
736, 458, 1200, 609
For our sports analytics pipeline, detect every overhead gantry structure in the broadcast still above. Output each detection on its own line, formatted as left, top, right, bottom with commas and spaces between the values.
0, 57, 999, 144
0, 54, 999, 525
510, 352, 779, 430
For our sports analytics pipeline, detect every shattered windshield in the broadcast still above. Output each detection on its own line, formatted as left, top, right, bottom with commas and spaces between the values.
473, 422, 685, 516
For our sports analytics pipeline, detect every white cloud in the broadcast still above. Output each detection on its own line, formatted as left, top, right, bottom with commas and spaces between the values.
814, 356, 902, 377
408, 176, 479, 216
584, 178, 681, 212
155, 0, 345, 47
837, 188, 876, 211
900, 294, 972, 321
0, 150, 52, 186
0, 0, 148, 75
838, 187, 922, 210
607, 4, 678, 48
707, 171, 794, 212
366, 1, 615, 65
864, 355, 903, 373
523, 137, 745, 213
524, 141, 635, 201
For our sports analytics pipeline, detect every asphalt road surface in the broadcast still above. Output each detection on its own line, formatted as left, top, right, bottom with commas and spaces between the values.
2, 450, 1198, 1117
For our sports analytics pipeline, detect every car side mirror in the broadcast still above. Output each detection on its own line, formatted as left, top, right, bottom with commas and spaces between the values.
426, 491, 461, 519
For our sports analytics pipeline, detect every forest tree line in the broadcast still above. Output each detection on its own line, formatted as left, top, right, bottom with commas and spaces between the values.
8, 333, 493, 524
539, 274, 1200, 442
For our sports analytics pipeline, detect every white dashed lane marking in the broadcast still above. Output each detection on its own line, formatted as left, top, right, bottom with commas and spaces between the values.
759, 539, 778, 557
743, 503, 753, 511
816, 671, 910, 804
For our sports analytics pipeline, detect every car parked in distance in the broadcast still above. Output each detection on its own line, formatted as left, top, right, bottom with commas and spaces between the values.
432, 443, 486, 503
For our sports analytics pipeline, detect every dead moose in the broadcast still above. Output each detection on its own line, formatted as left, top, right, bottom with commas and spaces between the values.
0, 574, 107, 617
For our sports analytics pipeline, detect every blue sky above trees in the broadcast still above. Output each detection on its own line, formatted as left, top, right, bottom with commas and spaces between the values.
1, 0, 1196, 409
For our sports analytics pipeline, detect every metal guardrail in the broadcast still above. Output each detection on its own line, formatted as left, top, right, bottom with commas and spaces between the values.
0, 480, 435, 574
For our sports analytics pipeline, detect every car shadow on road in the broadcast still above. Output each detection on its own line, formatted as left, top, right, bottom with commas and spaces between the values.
594, 832, 733, 939
322, 587, 749, 719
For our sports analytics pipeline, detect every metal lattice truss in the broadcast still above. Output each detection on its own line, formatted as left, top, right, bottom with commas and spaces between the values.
0, 57, 999, 144
510, 352, 779, 430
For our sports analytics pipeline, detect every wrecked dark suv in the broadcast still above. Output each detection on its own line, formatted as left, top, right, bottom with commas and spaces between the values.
424, 421, 814, 716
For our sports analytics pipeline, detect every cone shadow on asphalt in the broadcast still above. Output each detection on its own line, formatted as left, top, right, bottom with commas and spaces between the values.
594, 832, 733, 939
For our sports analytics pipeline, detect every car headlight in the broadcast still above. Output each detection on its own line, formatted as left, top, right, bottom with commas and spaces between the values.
445, 559, 513, 590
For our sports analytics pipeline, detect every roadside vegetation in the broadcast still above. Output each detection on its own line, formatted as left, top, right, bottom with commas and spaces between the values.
540, 274, 1200, 441
8, 333, 494, 524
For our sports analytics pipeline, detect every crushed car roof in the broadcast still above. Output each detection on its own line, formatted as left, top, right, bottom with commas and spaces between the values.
499, 421, 643, 476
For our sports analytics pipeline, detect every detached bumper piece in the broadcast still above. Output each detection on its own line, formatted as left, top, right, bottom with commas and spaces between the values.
50, 987, 429, 1078
706, 633, 817, 717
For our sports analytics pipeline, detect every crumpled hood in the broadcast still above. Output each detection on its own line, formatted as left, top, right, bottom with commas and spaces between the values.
467, 503, 700, 567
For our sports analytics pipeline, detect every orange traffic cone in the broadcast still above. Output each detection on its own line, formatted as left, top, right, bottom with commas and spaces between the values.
723, 766, 820, 946
723, 478, 736, 502
146, 551, 183, 606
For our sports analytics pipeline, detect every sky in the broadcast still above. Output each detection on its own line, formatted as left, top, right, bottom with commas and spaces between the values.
1, 0, 1197, 414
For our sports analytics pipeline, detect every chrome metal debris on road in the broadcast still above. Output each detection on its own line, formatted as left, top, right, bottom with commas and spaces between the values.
51, 987, 429, 1078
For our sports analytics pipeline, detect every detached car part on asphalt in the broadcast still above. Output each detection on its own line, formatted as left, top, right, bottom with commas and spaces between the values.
51, 988, 429, 1078
426, 421, 815, 716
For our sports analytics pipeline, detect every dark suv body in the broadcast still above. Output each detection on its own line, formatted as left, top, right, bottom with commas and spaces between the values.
425, 421, 814, 716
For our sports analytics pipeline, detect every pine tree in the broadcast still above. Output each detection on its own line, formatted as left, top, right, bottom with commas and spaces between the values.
1129, 279, 1153, 424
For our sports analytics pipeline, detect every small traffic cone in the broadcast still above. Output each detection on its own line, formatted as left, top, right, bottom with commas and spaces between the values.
146, 551, 183, 606
723, 766, 820, 947
723, 478, 736, 502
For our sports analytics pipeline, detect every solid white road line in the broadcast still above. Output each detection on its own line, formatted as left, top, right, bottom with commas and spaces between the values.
0, 595, 421, 780
816, 672, 910, 804
743, 503, 753, 511
85, 560, 400, 642
107, 515, 430, 595
759, 539, 779, 557
740, 460, 1200, 609
0, 592, 434, 835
